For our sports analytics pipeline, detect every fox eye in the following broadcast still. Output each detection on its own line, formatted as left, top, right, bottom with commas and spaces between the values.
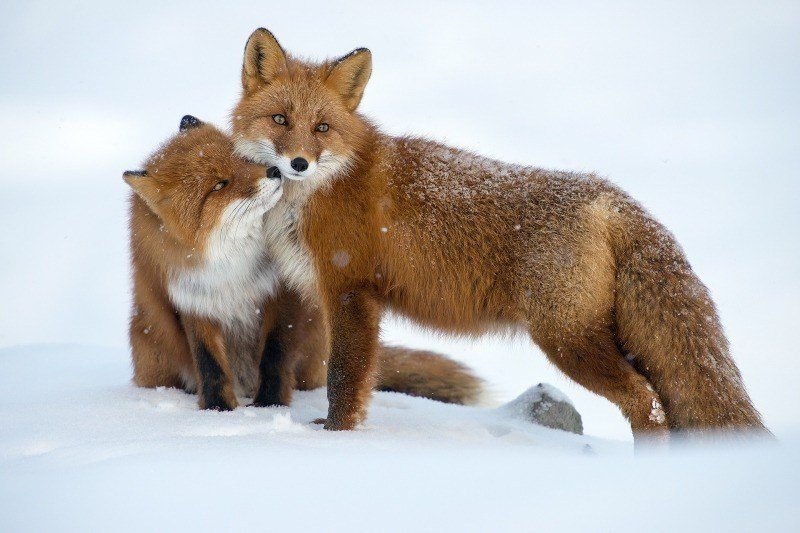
272, 114, 287, 125
315, 123, 329, 132
212, 180, 228, 192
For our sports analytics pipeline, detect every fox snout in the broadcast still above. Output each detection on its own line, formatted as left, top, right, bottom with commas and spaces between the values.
254, 173, 283, 212
234, 137, 348, 183
274, 153, 318, 180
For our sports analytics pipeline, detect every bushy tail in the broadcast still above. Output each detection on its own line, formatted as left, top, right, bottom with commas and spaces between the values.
612, 203, 768, 435
375, 345, 485, 405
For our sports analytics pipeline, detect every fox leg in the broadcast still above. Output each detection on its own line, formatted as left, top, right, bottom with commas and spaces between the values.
533, 327, 669, 444
253, 322, 295, 407
253, 327, 291, 406
322, 286, 381, 430
253, 289, 324, 405
131, 321, 186, 390
286, 298, 328, 392
130, 282, 193, 391
185, 318, 238, 411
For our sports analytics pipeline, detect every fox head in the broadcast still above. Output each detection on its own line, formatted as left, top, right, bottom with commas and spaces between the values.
232, 28, 373, 184
124, 116, 283, 252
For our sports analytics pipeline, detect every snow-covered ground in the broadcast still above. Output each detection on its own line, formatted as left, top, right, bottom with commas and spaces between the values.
1, 344, 796, 532
1, 1, 799, 531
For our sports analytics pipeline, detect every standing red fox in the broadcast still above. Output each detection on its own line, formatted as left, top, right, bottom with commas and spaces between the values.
230, 28, 768, 441
126, 116, 484, 410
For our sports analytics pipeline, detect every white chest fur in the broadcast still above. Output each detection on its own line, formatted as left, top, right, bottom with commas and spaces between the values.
233, 139, 346, 299
168, 200, 280, 328
262, 183, 319, 298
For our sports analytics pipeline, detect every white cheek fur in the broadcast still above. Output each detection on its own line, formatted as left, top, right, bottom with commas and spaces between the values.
233, 137, 277, 166
234, 138, 350, 182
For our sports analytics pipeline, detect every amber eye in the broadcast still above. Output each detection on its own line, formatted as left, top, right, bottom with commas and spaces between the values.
212, 180, 228, 192
315, 123, 329, 132
272, 114, 287, 125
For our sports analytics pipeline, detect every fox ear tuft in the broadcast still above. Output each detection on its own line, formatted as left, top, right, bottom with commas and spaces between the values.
123, 170, 148, 178
179, 115, 203, 131
123, 170, 161, 214
242, 28, 288, 94
325, 48, 372, 111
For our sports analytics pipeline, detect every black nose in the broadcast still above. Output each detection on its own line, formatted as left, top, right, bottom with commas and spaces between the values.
267, 166, 282, 180
290, 157, 309, 172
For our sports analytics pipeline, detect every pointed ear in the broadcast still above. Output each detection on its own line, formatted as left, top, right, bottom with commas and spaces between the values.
179, 115, 203, 131
325, 48, 372, 111
242, 28, 289, 94
123, 170, 162, 214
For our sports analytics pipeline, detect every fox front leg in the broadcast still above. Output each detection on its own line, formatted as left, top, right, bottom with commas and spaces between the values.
323, 288, 381, 430
253, 325, 294, 407
187, 318, 238, 411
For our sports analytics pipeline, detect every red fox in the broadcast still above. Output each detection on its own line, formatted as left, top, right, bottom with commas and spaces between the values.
230, 28, 768, 441
126, 116, 484, 410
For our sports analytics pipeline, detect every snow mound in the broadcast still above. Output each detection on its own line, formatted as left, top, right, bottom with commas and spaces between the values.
499, 383, 583, 434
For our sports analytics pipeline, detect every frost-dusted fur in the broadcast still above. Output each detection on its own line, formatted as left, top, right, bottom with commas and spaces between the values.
127, 121, 286, 409
128, 120, 484, 408
231, 28, 768, 440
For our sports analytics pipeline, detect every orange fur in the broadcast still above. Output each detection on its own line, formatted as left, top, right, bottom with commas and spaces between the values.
231, 29, 768, 442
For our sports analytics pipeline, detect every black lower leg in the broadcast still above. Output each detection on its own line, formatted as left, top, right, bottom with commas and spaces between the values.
196, 341, 234, 411
253, 328, 292, 406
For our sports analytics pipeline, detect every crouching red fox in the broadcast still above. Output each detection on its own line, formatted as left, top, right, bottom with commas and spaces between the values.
125, 116, 484, 411
230, 28, 769, 442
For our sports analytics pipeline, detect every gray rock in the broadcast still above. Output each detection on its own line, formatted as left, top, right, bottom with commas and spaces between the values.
498, 383, 583, 435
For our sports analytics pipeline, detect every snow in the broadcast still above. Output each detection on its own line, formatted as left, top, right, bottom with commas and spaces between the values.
1, 344, 796, 532
511, 382, 576, 407
1, 1, 799, 531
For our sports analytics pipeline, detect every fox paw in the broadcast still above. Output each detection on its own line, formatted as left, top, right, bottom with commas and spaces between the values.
252, 398, 289, 408
201, 399, 236, 411
199, 391, 237, 411
322, 417, 359, 431
310, 417, 352, 430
